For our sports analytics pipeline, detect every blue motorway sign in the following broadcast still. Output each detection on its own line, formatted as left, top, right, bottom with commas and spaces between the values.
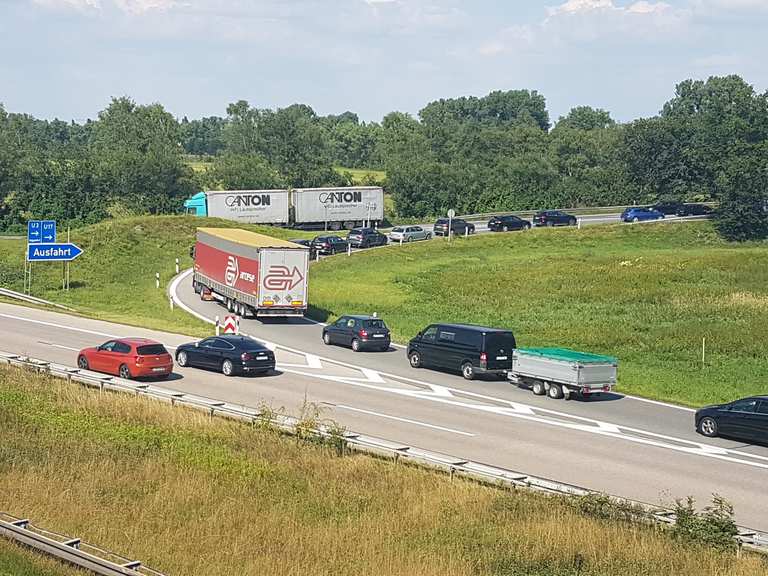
41, 220, 57, 243
27, 243, 83, 262
27, 221, 42, 244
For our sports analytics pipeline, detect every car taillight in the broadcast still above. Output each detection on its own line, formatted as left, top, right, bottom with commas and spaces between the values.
359, 329, 368, 339
135, 356, 144, 365
241, 352, 252, 361
480, 353, 487, 364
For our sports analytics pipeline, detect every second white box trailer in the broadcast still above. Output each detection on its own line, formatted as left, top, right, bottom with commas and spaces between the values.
507, 348, 618, 400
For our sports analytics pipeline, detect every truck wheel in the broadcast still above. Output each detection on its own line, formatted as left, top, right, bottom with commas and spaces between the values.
698, 417, 718, 437
531, 381, 545, 396
352, 339, 361, 352
461, 362, 475, 380
222, 359, 235, 377
548, 383, 564, 399
409, 351, 422, 368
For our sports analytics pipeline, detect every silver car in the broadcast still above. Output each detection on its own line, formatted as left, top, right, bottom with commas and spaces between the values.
389, 225, 432, 243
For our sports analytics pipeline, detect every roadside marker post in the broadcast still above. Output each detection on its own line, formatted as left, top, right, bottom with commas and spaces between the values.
348, 242, 352, 256
447, 208, 455, 243
155, 272, 160, 289
175, 258, 180, 274
578, 218, 582, 229
215, 316, 220, 336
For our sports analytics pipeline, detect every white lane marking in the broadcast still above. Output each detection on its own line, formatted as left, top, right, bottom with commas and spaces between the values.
622, 395, 696, 413
334, 405, 475, 437
306, 354, 322, 369
0, 312, 118, 339
168, 269, 215, 326
361, 368, 385, 383
39, 341, 80, 352
278, 366, 768, 471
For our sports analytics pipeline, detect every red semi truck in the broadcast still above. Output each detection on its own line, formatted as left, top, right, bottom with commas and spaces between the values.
192, 228, 310, 318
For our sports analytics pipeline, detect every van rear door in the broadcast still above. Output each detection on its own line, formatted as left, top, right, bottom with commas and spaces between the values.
484, 331, 516, 370
258, 248, 309, 311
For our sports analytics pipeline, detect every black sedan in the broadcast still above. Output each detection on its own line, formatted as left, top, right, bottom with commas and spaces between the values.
532, 210, 577, 227
433, 218, 475, 237
648, 201, 683, 215
488, 215, 531, 232
695, 396, 768, 443
311, 235, 348, 255
322, 315, 391, 352
175, 335, 275, 377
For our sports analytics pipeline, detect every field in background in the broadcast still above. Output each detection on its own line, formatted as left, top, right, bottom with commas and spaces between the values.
333, 166, 386, 185
310, 222, 768, 407
1, 365, 765, 576
0, 216, 316, 336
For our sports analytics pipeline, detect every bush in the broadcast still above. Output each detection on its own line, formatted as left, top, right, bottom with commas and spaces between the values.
673, 495, 738, 551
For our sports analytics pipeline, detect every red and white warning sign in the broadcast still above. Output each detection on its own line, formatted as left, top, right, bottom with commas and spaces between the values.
222, 315, 239, 334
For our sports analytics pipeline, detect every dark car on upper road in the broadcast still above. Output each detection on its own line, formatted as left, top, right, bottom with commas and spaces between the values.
695, 396, 768, 444
347, 228, 388, 249
433, 218, 475, 237
407, 323, 516, 380
647, 201, 683, 215
621, 207, 665, 223
676, 203, 713, 217
322, 315, 391, 352
532, 210, 577, 227
311, 235, 348, 255
78, 338, 173, 380
488, 215, 531, 232
175, 335, 275, 377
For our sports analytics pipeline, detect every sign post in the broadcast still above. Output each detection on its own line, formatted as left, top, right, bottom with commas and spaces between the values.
24, 220, 82, 294
447, 209, 456, 243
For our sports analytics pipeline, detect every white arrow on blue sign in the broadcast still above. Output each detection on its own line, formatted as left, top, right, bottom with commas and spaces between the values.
41, 220, 57, 242
27, 221, 42, 244
27, 243, 83, 262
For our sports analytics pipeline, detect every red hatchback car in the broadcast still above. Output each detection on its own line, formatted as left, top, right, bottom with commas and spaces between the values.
77, 338, 173, 380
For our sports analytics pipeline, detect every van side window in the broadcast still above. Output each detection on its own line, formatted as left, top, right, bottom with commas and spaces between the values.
455, 331, 482, 348
422, 326, 438, 342
438, 331, 456, 343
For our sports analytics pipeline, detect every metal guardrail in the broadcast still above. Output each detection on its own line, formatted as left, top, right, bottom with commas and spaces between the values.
0, 287, 76, 311
1, 350, 766, 557
0, 512, 165, 576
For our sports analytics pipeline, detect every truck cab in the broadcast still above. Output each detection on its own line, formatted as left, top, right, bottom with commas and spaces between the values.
184, 192, 208, 217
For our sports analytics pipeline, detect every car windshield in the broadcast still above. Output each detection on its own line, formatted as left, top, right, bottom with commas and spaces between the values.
137, 344, 168, 356
364, 319, 387, 329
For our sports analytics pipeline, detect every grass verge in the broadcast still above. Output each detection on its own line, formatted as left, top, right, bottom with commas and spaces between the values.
0, 540, 83, 576
1, 364, 766, 576
310, 221, 768, 407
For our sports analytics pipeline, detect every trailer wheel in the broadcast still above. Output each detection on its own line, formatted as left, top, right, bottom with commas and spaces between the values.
548, 383, 564, 399
531, 381, 545, 396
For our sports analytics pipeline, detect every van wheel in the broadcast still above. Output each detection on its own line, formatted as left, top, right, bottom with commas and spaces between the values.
409, 351, 422, 368
548, 383, 564, 399
532, 381, 545, 396
461, 362, 475, 380
352, 339, 361, 352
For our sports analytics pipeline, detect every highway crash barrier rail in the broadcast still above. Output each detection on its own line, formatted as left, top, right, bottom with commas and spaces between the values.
1, 349, 766, 560
0, 512, 165, 576
0, 287, 76, 311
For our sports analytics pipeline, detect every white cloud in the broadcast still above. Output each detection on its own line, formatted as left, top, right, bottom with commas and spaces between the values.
32, 0, 102, 12
112, 0, 179, 15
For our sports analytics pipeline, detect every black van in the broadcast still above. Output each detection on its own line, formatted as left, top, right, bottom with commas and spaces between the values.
406, 324, 516, 380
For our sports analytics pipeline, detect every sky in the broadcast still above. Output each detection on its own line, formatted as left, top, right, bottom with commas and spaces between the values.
1, 0, 767, 124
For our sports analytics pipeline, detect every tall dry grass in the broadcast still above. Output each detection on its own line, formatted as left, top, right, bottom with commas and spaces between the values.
1, 365, 766, 576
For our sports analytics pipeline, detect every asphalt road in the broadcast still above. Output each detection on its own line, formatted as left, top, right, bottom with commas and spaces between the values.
2, 294, 766, 531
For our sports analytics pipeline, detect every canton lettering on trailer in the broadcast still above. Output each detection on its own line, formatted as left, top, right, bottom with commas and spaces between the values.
27, 243, 84, 262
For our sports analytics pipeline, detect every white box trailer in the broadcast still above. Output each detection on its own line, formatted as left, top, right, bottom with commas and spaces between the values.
292, 187, 384, 230
507, 348, 618, 400
204, 190, 290, 225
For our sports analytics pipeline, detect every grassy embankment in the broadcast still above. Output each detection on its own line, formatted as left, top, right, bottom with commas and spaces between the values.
0, 216, 315, 337
311, 221, 768, 407
1, 365, 766, 576
0, 540, 83, 576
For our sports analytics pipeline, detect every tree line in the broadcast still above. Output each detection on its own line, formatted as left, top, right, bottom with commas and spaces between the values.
1, 74, 767, 240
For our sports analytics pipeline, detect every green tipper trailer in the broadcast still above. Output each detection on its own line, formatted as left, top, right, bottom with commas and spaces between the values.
507, 348, 618, 400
